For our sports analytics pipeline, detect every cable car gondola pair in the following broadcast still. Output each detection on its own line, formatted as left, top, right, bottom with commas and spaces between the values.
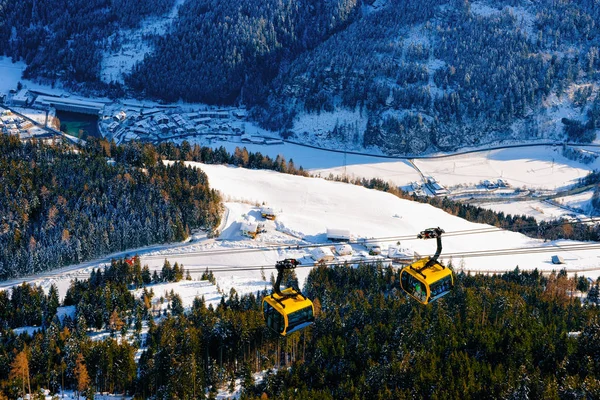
399, 227, 454, 305
262, 227, 453, 334
262, 259, 315, 336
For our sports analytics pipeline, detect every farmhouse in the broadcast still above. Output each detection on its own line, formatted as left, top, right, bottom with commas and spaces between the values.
240, 221, 259, 239
335, 244, 353, 256
261, 206, 278, 220
311, 247, 335, 263
425, 176, 448, 196
388, 246, 415, 264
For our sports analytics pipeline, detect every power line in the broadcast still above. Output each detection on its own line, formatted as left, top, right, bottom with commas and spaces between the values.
141, 216, 600, 260
174, 241, 600, 274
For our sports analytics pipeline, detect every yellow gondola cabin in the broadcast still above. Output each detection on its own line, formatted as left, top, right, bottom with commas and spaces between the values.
262, 259, 315, 336
263, 288, 315, 336
400, 258, 454, 305
399, 227, 454, 305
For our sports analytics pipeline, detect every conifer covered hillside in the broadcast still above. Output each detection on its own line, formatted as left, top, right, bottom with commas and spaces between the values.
0, 136, 222, 279
1, 0, 599, 153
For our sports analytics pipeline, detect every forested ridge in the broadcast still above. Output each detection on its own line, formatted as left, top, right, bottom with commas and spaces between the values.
0, 135, 222, 280
2, 0, 600, 154
2, 260, 600, 398
0, 0, 175, 90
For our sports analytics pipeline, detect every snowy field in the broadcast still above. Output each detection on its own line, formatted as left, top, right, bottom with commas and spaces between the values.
0, 57, 68, 96
0, 57, 26, 93
412, 146, 600, 191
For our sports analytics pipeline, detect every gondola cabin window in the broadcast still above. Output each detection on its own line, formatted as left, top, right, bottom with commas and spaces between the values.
263, 302, 285, 334
401, 271, 427, 303
287, 306, 314, 333
430, 275, 453, 300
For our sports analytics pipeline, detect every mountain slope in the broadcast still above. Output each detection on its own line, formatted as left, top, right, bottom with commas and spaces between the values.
254, 0, 600, 153
2, 0, 599, 154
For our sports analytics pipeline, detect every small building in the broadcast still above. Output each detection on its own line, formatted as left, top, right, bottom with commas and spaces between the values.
233, 109, 247, 119
335, 244, 353, 256
135, 120, 150, 129
241, 134, 265, 144
497, 179, 509, 187
107, 121, 119, 132
155, 114, 169, 125
360, 238, 382, 255
552, 255, 565, 265
133, 127, 148, 135
194, 117, 211, 124
311, 247, 335, 263
113, 111, 127, 122
388, 246, 415, 263
240, 221, 259, 239
261, 206, 278, 220
198, 110, 229, 119
173, 114, 185, 126
13, 89, 30, 106
482, 180, 497, 189
327, 228, 351, 242
128, 112, 141, 121
425, 176, 448, 196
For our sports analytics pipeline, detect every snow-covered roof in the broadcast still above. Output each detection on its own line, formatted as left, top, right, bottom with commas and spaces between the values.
311, 246, 335, 261
327, 228, 351, 240
388, 246, 415, 260
240, 221, 258, 232
261, 206, 277, 215
13, 89, 29, 102
35, 95, 105, 110
335, 244, 353, 256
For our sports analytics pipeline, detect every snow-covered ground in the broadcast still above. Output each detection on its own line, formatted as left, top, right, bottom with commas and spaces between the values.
412, 146, 599, 191
483, 197, 593, 222
0, 57, 26, 93
0, 57, 69, 96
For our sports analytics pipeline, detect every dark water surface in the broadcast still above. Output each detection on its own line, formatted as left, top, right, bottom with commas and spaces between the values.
56, 110, 100, 139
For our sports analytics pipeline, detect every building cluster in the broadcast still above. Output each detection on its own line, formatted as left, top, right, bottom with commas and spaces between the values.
0, 109, 32, 136
103, 107, 248, 144
481, 179, 510, 189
